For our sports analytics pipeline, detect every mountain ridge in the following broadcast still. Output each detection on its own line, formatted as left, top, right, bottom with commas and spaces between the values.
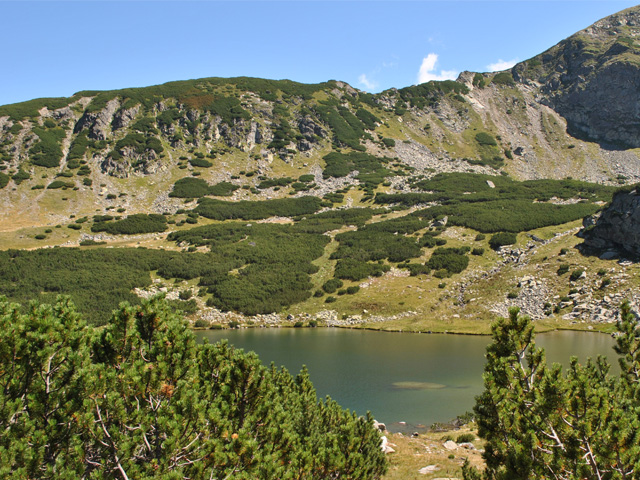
1, 6, 640, 332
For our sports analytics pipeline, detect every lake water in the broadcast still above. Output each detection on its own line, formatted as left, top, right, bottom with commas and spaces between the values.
195, 327, 617, 432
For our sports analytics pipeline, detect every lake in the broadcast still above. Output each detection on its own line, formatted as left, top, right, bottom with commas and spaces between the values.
195, 327, 617, 432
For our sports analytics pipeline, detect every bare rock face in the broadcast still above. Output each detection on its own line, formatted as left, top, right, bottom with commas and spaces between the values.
74, 99, 120, 140
582, 188, 640, 257
112, 104, 140, 130
514, 6, 640, 148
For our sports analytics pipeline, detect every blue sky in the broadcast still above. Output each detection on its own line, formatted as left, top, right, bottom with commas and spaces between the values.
1, 1, 638, 106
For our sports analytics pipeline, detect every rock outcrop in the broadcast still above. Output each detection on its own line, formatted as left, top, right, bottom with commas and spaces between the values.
514, 6, 640, 148
582, 187, 640, 257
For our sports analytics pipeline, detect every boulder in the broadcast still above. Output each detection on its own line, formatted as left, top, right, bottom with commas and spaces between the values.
443, 440, 458, 450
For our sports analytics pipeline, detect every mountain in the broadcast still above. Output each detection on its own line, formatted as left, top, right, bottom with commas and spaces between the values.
0, 6, 639, 331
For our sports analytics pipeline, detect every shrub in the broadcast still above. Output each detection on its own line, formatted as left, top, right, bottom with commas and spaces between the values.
456, 433, 476, 443
557, 264, 570, 276
569, 269, 584, 281
322, 278, 344, 294
489, 232, 517, 250
34, 234, 46, 240
346, 286, 360, 294
325, 296, 337, 303
169, 177, 211, 198
600, 277, 611, 289
492, 71, 515, 86
193, 319, 210, 328
471, 247, 485, 256
47, 180, 74, 189
507, 291, 518, 299
382, 138, 396, 148
475, 234, 486, 241
189, 158, 213, 168
475, 132, 498, 146
91, 214, 167, 235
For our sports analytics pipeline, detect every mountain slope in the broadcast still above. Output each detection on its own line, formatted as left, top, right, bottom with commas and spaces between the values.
1, 6, 640, 331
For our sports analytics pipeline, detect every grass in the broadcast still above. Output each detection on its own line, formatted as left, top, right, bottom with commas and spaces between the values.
383, 425, 485, 480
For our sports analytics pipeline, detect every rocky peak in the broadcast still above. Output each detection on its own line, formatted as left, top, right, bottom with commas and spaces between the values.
513, 5, 640, 148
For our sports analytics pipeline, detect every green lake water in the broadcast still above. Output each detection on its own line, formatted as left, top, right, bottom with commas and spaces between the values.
196, 328, 617, 432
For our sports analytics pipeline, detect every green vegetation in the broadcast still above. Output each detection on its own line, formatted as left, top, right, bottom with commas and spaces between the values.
47, 180, 74, 189
425, 247, 470, 276
322, 278, 344, 294
195, 196, 322, 221
465, 304, 640, 480
355, 108, 380, 129
489, 232, 517, 250
29, 127, 66, 167
322, 151, 391, 188
91, 213, 167, 234
0, 296, 387, 478
258, 176, 294, 189
109, 132, 163, 160
396, 80, 469, 109
0, 96, 77, 120
169, 222, 329, 315
334, 259, 390, 281
169, 178, 239, 198
169, 177, 211, 198
189, 157, 213, 168
375, 173, 612, 233
474, 132, 497, 146
315, 102, 368, 150
209, 181, 240, 196
11, 169, 30, 185
491, 71, 516, 86
0, 173, 9, 189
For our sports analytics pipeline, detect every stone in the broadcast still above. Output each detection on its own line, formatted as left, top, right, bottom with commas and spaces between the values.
443, 440, 458, 450
418, 465, 440, 474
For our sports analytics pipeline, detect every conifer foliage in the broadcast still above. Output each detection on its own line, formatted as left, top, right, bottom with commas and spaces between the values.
0, 296, 387, 479
465, 304, 640, 480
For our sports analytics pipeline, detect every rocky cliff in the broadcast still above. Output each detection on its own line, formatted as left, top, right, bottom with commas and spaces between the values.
582, 187, 640, 257
514, 6, 640, 148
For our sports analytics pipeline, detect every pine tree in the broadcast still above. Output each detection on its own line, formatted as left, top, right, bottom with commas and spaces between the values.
0, 296, 388, 479
467, 304, 640, 480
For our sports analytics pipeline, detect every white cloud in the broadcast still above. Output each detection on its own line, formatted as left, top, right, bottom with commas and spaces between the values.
417, 53, 458, 83
358, 74, 377, 91
486, 58, 518, 72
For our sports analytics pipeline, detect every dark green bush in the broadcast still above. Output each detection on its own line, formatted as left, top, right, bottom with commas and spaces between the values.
425, 247, 470, 275
456, 433, 476, 443
475, 132, 498, 146
569, 269, 584, 281
47, 180, 74, 189
322, 279, 344, 294
91, 214, 167, 235
492, 72, 515, 86
557, 264, 570, 276
189, 158, 213, 168
489, 232, 517, 250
